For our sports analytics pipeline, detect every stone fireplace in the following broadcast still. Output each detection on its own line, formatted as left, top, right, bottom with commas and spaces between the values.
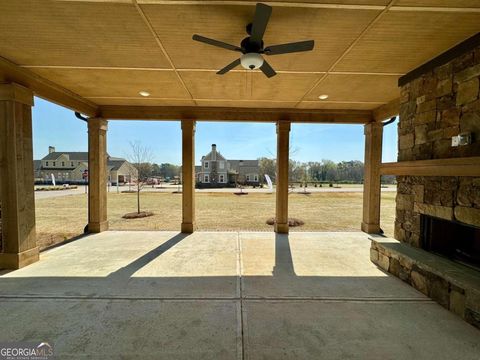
371, 41, 480, 328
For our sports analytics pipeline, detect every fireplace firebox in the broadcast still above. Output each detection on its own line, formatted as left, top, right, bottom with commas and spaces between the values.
421, 215, 480, 271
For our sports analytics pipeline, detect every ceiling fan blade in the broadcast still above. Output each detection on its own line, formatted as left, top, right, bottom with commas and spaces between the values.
192, 34, 241, 52
264, 40, 315, 55
250, 3, 272, 45
260, 60, 276, 78
217, 58, 241, 75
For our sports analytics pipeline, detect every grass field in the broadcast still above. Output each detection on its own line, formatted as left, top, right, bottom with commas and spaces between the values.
35, 191, 396, 249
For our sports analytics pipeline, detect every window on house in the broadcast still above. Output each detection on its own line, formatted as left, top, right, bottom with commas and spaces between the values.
62, 162, 65, 167
53, 162, 56, 167
246, 175, 250, 181
204, 174, 209, 183
254, 175, 258, 182
71, 162, 74, 167
219, 161, 224, 169
204, 161, 209, 169
45, 161, 49, 167
219, 174, 224, 183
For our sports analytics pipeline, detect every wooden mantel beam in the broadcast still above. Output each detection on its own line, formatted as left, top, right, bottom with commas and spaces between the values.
380, 157, 480, 177
0, 56, 98, 117
99, 105, 373, 123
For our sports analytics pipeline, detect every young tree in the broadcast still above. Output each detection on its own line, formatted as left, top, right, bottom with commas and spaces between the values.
258, 157, 276, 183
127, 141, 153, 214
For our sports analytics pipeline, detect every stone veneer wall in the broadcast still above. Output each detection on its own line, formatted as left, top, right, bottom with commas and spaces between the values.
395, 46, 480, 247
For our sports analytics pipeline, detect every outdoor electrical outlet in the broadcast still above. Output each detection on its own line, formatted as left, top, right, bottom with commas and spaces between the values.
452, 133, 472, 147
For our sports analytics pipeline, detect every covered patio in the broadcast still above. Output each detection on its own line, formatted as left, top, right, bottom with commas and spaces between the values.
1, 0, 480, 357
1, 231, 479, 358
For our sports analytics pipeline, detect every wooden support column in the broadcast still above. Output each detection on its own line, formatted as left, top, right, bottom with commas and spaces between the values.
362, 122, 383, 234
181, 120, 196, 233
275, 121, 291, 234
88, 117, 108, 233
0, 83, 38, 269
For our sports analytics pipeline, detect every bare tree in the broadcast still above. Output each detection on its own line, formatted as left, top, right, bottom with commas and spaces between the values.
127, 141, 153, 214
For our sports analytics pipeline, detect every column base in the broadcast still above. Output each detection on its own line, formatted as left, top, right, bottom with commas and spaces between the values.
361, 222, 381, 234
88, 221, 109, 233
0, 247, 39, 270
274, 223, 289, 234
181, 222, 196, 233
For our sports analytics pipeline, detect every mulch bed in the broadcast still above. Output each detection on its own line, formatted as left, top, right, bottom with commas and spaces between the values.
266, 217, 305, 227
122, 211, 154, 219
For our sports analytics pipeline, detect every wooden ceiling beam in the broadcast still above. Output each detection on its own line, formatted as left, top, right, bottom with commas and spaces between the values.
373, 97, 400, 122
0, 56, 98, 116
99, 105, 373, 123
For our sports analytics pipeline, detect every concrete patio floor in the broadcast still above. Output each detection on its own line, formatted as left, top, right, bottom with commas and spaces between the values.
0, 231, 479, 359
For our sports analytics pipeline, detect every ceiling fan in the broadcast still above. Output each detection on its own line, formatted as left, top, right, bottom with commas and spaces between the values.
192, 3, 314, 78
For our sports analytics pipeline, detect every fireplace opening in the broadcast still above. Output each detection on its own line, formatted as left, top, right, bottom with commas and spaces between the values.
421, 215, 480, 271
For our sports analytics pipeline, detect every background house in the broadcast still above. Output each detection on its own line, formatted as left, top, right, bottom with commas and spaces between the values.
196, 144, 260, 188
34, 146, 137, 185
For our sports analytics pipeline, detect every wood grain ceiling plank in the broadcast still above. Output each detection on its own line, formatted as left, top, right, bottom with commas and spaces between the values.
305, 73, 400, 103
294, 0, 396, 106
132, 0, 197, 104
251, 72, 323, 100
333, 11, 480, 73
0, 1, 171, 68
179, 71, 250, 99
138, 1, 390, 7
140, 4, 380, 72
394, 0, 480, 7
0, 55, 98, 116
29, 68, 191, 99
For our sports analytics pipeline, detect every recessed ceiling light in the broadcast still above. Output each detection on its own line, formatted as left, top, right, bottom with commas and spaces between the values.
318, 94, 329, 100
139, 91, 150, 97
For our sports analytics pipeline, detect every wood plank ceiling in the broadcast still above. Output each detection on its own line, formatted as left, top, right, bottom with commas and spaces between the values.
0, 0, 479, 112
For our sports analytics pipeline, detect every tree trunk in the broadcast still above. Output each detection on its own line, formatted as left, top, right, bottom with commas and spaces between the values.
137, 183, 140, 214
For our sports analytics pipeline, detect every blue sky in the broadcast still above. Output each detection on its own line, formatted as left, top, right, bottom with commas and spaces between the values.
32, 97, 398, 164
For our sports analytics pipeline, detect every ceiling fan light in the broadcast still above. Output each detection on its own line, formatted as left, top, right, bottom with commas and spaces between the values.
139, 91, 150, 97
240, 53, 264, 70
318, 94, 329, 100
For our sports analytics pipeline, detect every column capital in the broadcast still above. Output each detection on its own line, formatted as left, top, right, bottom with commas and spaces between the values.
364, 121, 383, 134
88, 117, 108, 131
277, 121, 291, 133
0, 83, 34, 106
181, 119, 196, 131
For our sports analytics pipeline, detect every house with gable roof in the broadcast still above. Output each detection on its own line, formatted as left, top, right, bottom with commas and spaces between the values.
196, 144, 260, 188
35, 146, 137, 185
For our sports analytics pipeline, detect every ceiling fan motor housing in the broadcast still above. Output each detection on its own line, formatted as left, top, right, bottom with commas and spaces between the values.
240, 53, 264, 70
